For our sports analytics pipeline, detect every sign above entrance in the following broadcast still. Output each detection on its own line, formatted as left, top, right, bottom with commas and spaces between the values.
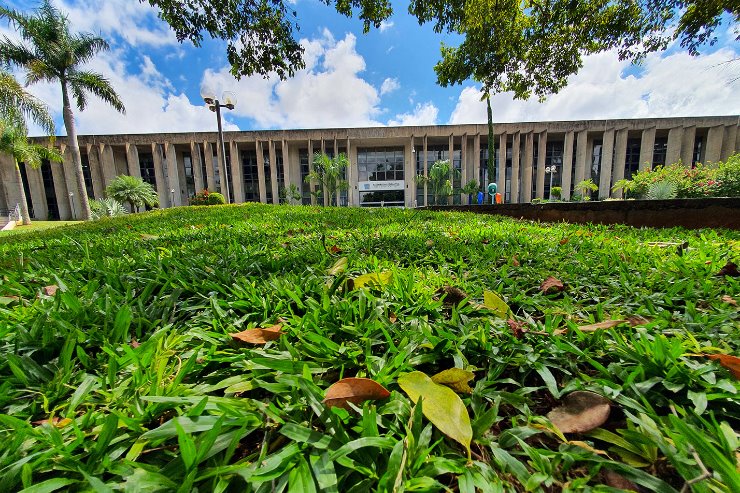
359, 180, 405, 191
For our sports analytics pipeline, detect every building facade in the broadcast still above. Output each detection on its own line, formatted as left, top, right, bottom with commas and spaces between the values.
1, 116, 738, 219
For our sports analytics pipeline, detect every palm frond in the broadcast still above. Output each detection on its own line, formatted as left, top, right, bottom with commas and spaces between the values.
0, 70, 54, 135
70, 34, 109, 65
69, 80, 87, 111
0, 36, 36, 66
69, 70, 124, 114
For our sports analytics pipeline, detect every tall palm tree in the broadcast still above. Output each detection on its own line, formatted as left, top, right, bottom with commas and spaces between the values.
0, 122, 61, 225
306, 152, 349, 206
0, 0, 125, 221
105, 175, 158, 212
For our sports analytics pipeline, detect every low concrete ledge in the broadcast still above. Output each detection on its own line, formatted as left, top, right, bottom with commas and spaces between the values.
424, 198, 740, 230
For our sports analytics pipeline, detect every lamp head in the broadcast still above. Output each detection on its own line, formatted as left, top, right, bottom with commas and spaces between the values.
222, 91, 237, 110
200, 85, 216, 105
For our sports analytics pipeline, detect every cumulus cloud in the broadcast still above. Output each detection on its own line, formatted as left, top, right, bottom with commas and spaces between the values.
380, 77, 400, 96
388, 102, 439, 126
379, 21, 394, 33
449, 47, 740, 124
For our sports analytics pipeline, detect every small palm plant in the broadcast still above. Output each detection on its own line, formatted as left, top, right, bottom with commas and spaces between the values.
645, 180, 678, 200
105, 175, 158, 212
574, 179, 598, 201
418, 160, 459, 205
89, 198, 127, 219
306, 152, 349, 206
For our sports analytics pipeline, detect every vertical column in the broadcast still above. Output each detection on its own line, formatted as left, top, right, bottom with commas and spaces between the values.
215, 141, 227, 197
498, 133, 507, 201
99, 144, 117, 187
85, 144, 105, 199
60, 145, 82, 217
561, 131, 574, 201
268, 140, 279, 204
126, 143, 141, 179
598, 129, 615, 199
521, 131, 534, 203
536, 130, 547, 199
151, 143, 168, 207
164, 142, 182, 206
230, 141, 244, 203
721, 125, 738, 161
255, 141, 267, 203
308, 139, 316, 205
50, 159, 71, 219
447, 134, 454, 204
461, 133, 468, 203
612, 129, 628, 197
26, 165, 47, 219
473, 133, 481, 187
666, 126, 684, 165
681, 126, 696, 166
638, 127, 656, 171
423, 135, 428, 206
0, 154, 21, 214
345, 137, 354, 206
282, 139, 290, 191
705, 125, 724, 163
333, 137, 338, 157
574, 130, 589, 188
202, 141, 216, 191
510, 132, 521, 203
190, 141, 204, 192
405, 135, 415, 207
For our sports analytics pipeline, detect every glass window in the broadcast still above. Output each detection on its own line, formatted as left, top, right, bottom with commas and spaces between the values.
241, 150, 260, 202
40, 160, 59, 220
138, 153, 157, 188
653, 137, 668, 169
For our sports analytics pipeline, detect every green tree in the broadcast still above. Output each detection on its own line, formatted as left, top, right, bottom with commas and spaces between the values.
144, 0, 392, 79
306, 152, 349, 206
0, 0, 125, 221
418, 159, 459, 205
574, 179, 598, 201
0, 69, 54, 134
0, 122, 61, 225
460, 179, 479, 204
105, 175, 159, 213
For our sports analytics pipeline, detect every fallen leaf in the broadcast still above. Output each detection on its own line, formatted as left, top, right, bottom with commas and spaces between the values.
559, 238, 569, 245
42, 285, 58, 296
568, 440, 608, 456
507, 319, 527, 339
511, 256, 520, 267
436, 286, 469, 306
350, 271, 392, 290
327, 257, 348, 276
426, 239, 434, 247
601, 470, 638, 491
329, 245, 342, 254
231, 324, 283, 344
540, 277, 564, 294
481, 238, 490, 245
389, 312, 397, 323
721, 295, 737, 306
398, 371, 472, 458
547, 391, 611, 434
33, 417, 72, 428
0, 296, 19, 306
483, 291, 510, 318
140, 234, 159, 241
131, 339, 140, 348
431, 368, 475, 394
706, 354, 740, 379
577, 320, 627, 332
626, 315, 651, 327
716, 261, 739, 277
323, 377, 390, 409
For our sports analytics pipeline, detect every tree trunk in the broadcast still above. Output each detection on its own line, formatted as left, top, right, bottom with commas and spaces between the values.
486, 93, 495, 185
14, 160, 31, 225
61, 81, 92, 220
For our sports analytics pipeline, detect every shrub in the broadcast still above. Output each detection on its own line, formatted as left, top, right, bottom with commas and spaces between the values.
189, 189, 226, 206
626, 161, 717, 199
550, 186, 562, 199
105, 175, 158, 212
574, 179, 597, 201
715, 153, 740, 197
90, 198, 127, 219
645, 180, 678, 200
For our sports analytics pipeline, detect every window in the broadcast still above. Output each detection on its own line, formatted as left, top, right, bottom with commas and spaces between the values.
18, 162, 34, 218
80, 154, 95, 199
183, 152, 196, 198
653, 137, 668, 169
544, 141, 564, 198
40, 160, 59, 220
624, 138, 641, 180
241, 150, 260, 202
138, 152, 156, 187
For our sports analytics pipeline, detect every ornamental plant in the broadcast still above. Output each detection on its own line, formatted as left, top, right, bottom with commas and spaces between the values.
189, 189, 226, 206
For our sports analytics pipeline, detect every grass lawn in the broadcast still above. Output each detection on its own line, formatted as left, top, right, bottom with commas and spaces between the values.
0, 220, 82, 237
0, 204, 738, 492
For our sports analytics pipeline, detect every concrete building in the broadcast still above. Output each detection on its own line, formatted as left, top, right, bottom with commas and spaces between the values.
1, 116, 738, 219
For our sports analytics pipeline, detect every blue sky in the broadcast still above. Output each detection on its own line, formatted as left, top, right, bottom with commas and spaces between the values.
6, 0, 740, 136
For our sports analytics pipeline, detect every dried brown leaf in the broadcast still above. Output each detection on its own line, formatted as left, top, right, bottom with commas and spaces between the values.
626, 315, 651, 327
577, 320, 627, 332
540, 276, 564, 294
231, 324, 283, 344
716, 261, 739, 277
706, 354, 740, 379
323, 377, 390, 409
559, 238, 569, 245
547, 391, 611, 434
507, 319, 527, 339
436, 286, 469, 306
42, 285, 58, 296
329, 245, 342, 254
721, 295, 737, 306
602, 470, 638, 491
389, 312, 397, 323
511, 256, 520, 267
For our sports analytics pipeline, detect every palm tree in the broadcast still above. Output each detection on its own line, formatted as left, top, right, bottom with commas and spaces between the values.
105, 175, 158, 212
306, 152, 349, 206
0, 122, 61, 224
0, 0, 125, 221
418, 160, 459, 205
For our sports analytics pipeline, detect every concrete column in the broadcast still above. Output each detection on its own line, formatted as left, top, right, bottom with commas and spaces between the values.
190, 141, 204, 192
60, 145, 82, 217
574, 130, 589, 187
721, 125, 738, 161
215, 141, 227, 198
125, 143, 141, 179
536, 130, 547, 199
164, 142, 182, 206
151, 143, 168, 207
612, 129, 629, 198
256, 141, 267, 203
461, 133, 468, 203
405, 136, 415, 207
498, 133, 507, 201
26, 165, 47, 219
230, 141, 244, 203
268, 140, 279, 204
473, 133, 481, 186
50, 160, 71, 219
511, 132, 521, 203
681, 126, 696, 166
345, 137, 354, 206
666, 126, 684, 166
705, 125, 724, 163
561, 130, 574, 201
320, 139, 326, 156
598, 129, 615, 199
447, 134, 454, 204
423, 135, 428, 206
522, 131, 534, 203
308, 139, 317, 205
638, 127, 656, 171
203, 141, 217, 191
333, 137, 338, 158
0, 154, 21, 214
282, 139, 290, 192
86, 144, 105, 199
99, 144, 117, 187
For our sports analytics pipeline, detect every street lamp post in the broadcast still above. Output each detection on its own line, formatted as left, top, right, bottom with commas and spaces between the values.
545, 166, 558, 200
200, 87, 237, 204
69, 192, 75, 219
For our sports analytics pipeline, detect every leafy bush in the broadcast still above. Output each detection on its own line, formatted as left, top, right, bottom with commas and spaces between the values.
105, 175, 158, 212
550, 186, 562, 199
645, 179, 678, 200
189, 189, 226, 206
715, 153, 740, 197
574, 179, 598, 201
89, 198, 127, 219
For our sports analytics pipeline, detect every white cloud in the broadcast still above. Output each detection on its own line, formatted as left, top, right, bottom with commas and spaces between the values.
388, 102, 438, 126
202, 32, 384, 128
379, 21, 394, 33
380, 77, 400, 96
449, 47, 740, 124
